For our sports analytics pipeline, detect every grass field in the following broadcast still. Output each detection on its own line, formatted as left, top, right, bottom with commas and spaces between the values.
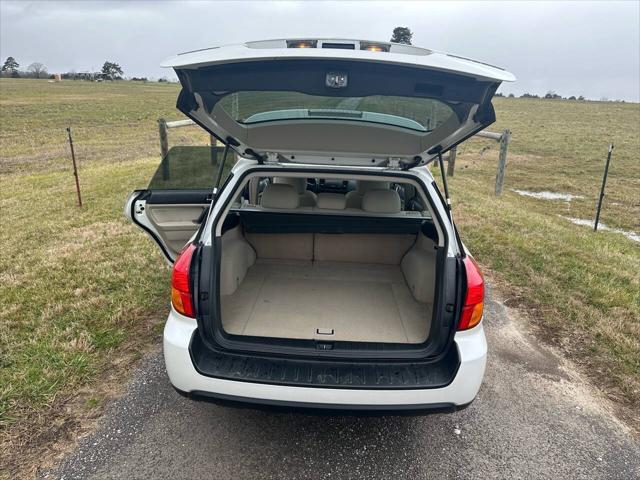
1, 78, 639, 471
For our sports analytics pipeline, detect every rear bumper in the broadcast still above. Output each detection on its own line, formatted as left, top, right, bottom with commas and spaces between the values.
164, 308, 487, 411
175, 388, 472, 415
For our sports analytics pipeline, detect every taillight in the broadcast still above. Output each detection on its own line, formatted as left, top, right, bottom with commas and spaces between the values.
171, 243, 196, 317
458, 255, 484, 330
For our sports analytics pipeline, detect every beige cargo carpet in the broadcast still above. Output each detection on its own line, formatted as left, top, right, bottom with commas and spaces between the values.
221, 260, 430, 343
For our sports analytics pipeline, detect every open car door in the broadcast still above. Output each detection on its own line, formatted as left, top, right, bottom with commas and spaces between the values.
125, 145, 230, 263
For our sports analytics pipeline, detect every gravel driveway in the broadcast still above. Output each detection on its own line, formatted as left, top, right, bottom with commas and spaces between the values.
46, 288, 640, 479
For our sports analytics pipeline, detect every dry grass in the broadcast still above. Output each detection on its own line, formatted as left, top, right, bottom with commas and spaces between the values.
447, 165, 639, 411
0, 158, 172, 477
435, 97, 639, 425
0, 79, 639, 475
0, 78, 208, 174
466, 97, 640, 232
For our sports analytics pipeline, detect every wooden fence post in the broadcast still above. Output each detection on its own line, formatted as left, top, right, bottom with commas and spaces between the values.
66, 127, 83, 207
158, 118, 169, 159
494, 129, 510, 195
210, 135, 218, 165
447, 146, 457, 177
158, 118, 169, 180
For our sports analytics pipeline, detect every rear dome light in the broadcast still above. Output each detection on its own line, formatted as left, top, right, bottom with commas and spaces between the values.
360, 42, 390, 53
171, 243, 196, 318
458, 255, 484, 330
286, 40, 318, 49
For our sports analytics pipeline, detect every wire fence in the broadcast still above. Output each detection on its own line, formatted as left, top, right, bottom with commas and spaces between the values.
0, 116, 211, 176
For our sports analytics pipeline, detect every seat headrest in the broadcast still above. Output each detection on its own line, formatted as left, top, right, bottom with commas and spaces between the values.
261, 183, 299, 209
273, 177, 306, 194
362, 189, 401, 214
356, 180, 391, 194
316, 193, 346, 210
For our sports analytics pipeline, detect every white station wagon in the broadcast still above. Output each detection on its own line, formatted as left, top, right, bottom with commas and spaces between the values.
126, 38, 514, 412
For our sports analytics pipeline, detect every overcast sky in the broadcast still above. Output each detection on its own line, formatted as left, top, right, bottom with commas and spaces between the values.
1, 1, 639, 101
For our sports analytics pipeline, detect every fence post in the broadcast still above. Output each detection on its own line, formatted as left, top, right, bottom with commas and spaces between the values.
210, 135, 218, 165
66, 127, 83, 207
158, 118, 169, 180
594, 143, 614, 231
446, 146, 457, 177
494, 129, 510, 195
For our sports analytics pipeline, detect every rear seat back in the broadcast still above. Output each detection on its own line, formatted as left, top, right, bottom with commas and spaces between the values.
249, 181, 412, 264
260, 183, 299, 209
314, 233, 415, 265
252, 183, 311, 260
361, 189, 401, 214
316, 192, 346, 211
345, 180, 391, 209
245, 232, 313, 261
245, 231, 415, 264
273, 177, 317, 207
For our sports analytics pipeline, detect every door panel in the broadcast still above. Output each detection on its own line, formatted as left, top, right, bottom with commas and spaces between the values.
145, 203, 207, 255
125, 189, 211, 263
125, 145, 235, 263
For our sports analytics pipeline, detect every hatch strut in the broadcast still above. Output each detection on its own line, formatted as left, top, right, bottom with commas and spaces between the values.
212, 143, 231, 200
437, 151, 453, 220
244, 148, 264, 164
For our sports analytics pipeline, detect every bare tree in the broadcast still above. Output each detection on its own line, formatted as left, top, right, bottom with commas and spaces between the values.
28, 62, 47, 79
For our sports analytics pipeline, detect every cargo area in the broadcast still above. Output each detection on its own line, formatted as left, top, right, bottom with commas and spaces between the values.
219, 227, 438, 344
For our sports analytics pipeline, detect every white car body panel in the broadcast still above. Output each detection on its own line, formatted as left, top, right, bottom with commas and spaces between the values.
162, 38, 515, 83
164, 308, 487, 407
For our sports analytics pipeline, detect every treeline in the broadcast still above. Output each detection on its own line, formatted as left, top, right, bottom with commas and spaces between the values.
0, 69, 172, 83
495, 91, 585, 100
0, 56, 175, 83
1, 57, 49, 79
495, 91, 626, 102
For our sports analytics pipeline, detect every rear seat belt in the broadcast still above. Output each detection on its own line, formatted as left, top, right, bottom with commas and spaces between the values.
248, 177, 260, 205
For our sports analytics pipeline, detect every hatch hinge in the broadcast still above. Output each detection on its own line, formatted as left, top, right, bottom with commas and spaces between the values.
265, 152, 280, 165
387, 157, 402, 170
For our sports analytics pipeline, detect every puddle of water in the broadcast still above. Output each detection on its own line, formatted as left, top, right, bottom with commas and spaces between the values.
560, 216, 640, 243
512, 189, 584, 202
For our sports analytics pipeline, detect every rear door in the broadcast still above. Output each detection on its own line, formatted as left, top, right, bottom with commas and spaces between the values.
125, 145, 230, 262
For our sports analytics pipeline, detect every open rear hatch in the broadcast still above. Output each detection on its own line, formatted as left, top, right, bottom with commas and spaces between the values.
164, 38, 514, 168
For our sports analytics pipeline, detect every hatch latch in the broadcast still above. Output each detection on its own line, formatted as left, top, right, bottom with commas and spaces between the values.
316, 328, 335, 336
134, 202, 145, 215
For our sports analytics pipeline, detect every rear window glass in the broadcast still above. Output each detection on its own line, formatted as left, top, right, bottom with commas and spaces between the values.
218, 92, 455, 132
233, 176, 431, 219
147, 146, 233, 190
